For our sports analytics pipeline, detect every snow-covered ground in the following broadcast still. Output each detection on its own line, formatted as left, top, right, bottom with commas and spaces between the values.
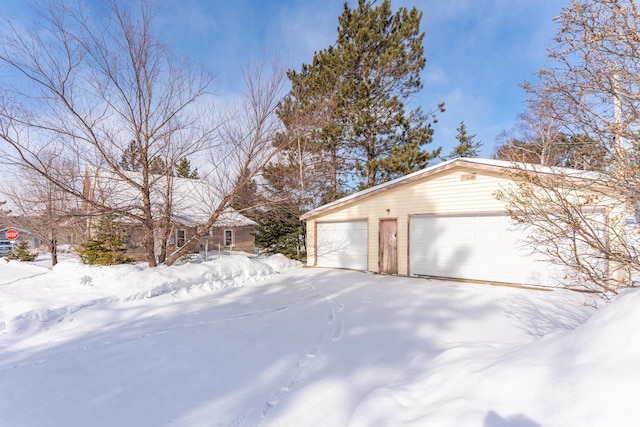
0, 253, 637, 426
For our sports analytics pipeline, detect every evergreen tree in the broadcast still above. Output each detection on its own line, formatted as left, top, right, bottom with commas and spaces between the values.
149, 157, 170, 175
77, 216, 133, 265
253, 202, 306, 260
231, 178, 260, 214
559, 134, 608, 171
445, 121, 483, 160
174, 157, 199, 179
257, 0, 446, 258
119, 140, 142, 172
119, 140, 174, 176
3, 241, 37, 262
282, 0, 443, 195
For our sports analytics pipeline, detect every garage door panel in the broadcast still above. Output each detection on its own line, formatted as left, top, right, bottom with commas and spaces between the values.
317, 221, 367, 270
410, 214, 569, 286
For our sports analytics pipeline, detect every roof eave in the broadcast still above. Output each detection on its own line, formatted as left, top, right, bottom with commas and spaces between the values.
300, 158, 598, 221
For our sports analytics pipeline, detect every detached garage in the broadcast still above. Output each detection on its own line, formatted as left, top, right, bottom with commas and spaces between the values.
301, 158, 612, 287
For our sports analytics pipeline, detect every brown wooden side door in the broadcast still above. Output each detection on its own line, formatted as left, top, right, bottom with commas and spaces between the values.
379, 219, 398, 274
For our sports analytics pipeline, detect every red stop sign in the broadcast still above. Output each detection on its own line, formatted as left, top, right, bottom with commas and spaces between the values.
5, 229, 18, 241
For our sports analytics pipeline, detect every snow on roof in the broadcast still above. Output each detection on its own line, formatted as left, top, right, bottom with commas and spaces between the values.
86, 166, 256, 227
301, 157, 603, 220
460, 157, 602, 179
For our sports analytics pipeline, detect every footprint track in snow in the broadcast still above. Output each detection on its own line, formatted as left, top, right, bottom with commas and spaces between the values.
265, 387, 289, 408
296, 348, 317, 368
331, 318, 344, 342
327, 308, 336, 325
324, 296, 345, 342
2, 300, 316, 374
232, 275, 346, 427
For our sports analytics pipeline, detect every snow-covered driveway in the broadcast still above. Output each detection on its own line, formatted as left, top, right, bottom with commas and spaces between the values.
0, 256, 637, 426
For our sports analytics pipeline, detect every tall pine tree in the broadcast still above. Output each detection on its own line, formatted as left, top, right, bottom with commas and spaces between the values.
282, 0, 442, 195
258, 0, 444, 258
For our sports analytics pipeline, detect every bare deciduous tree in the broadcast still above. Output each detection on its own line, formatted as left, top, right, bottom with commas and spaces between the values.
1, 158, 84, 266
0, 199, 11, 228
497, 0, 640, 292
495, 98, 610, 169
494, 98, 567, 165
496, 167, 633, 293
248, 65, 346, 259
0, 0, 219, 266
163, 60, 287, 266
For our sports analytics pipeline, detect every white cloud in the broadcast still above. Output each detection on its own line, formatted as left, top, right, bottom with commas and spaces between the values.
423, 65, 449, 85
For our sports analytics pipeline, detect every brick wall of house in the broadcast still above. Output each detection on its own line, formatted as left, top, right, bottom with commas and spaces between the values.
201, 225, 255, 254
122, 223, 256, 261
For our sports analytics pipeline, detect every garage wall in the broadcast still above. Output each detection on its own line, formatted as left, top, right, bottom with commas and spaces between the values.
306, 166, 515, 274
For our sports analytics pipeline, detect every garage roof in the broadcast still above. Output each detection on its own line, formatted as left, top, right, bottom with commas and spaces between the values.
301, 157, 600, 221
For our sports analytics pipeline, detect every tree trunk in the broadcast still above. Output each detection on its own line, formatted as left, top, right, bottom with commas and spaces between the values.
50, 238, 58, 266
156, 223, 171, 264
143, 228, 157, 267
141, 187, 157, 267
157, 239, 167, 264
367, 138, 377, 188
330, 141, 339, 201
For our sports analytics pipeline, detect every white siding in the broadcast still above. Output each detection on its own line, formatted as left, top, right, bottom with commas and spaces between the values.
307, 166, 512, 274
304, 162, 613, 286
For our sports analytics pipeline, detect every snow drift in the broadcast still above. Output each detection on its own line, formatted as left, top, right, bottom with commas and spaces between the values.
0, 253, 637, 426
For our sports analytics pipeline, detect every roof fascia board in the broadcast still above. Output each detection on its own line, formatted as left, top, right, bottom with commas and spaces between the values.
300, 158, 600, 220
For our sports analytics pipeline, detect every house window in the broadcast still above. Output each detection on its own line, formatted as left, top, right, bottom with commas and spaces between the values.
177, 229, 186, 247
224, 229, 233, 247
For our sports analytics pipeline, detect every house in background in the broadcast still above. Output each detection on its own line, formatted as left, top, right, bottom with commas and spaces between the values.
83, 167, 256, 259
301, 158, 619, 288
164, 209, 256, 255
0, 227, 40, 256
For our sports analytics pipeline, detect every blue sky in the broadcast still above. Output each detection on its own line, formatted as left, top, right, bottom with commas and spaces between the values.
4, 0, 567, 159
156, 0, 567, 158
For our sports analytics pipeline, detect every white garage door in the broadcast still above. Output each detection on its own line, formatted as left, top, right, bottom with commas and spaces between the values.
409, 214, 569, 286
316, 221, 368, 270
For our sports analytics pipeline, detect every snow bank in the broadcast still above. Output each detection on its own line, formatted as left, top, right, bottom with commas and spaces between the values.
350, 288, 640, 426
0, 253, 296, 335
258, 253, 303, 271
527, 287, 640, 426
1, 258, 635, 426
0, 259, 50, 284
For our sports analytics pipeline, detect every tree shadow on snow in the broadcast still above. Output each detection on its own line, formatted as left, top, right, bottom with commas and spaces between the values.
484, 410, 542, 427
0, 266, 564, 427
